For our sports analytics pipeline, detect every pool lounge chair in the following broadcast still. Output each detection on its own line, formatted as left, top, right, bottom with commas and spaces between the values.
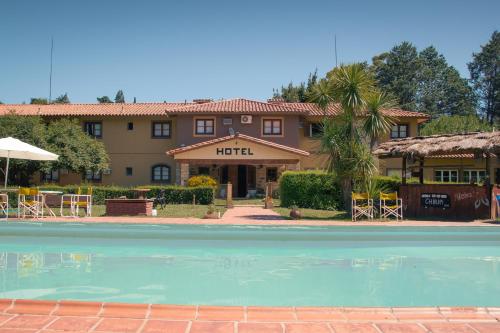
351, 192, 374, 222
379, 192, 403, 221
74, 187, 93, 217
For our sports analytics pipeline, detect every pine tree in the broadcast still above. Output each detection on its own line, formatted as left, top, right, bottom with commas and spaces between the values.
115, 90, 125, 103
53, 93, 70, 104
97, 96, 113, 103
468, 31, 499, 124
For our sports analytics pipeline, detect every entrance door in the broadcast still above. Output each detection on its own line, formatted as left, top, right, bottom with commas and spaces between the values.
237, 165, 247, 197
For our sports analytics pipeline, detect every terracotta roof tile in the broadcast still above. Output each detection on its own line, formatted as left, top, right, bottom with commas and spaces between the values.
0, 98, 429, 119
170, 98, 307, 113
167, 133, 310, 156
0, 103, 191, 117
283, 102, 429, 119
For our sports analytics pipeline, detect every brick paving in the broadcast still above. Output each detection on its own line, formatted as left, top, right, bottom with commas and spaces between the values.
0, 300, 499, 332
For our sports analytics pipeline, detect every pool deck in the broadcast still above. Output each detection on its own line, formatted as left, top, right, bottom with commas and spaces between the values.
0, 299, 499, 333
9, 206, 499, 226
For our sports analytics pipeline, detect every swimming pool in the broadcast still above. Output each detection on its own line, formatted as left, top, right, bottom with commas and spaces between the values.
0, 223, 499, 306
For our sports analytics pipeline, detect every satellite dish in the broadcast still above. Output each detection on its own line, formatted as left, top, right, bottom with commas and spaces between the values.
229, 128, 235, 136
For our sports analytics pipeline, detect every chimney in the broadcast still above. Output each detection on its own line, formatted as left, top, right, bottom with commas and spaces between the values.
193, 98, 213, 104
267, 96, 285, 104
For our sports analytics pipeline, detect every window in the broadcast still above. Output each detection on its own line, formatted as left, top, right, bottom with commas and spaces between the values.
84, 122, 102, 138
152, 165, 170, 182
85, 170, 102, 182
309, 123, 322, 137
198, 167, 210, 175
263, 118, 283, 136
434, 170, 458, 182
266, 167, 278, 182
195, 118, 215, 135
223, 117, 233, 125
127, 122, 134, 130
152, 121, 171, 138
390, 124, 408, 139
126, 167, 133, 176
41, 169, 59, 182
463, 170, 487, 183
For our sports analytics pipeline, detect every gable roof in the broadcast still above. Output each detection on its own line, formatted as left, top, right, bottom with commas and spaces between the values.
0, 98, 429, 119
167, 133, 310, 156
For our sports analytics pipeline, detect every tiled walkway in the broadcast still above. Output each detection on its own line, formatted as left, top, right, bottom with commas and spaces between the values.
0, 299, 499, 332
12, 206, 499, 227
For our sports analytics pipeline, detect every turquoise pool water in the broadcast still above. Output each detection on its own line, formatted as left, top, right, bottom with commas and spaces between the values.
0, 223, 499, 306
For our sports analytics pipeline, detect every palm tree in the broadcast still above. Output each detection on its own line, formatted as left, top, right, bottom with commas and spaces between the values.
363, 92, 396, 151
308, 64, 392, 213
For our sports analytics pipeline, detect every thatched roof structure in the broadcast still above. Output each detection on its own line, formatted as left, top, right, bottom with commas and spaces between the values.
374, 132, 500, 159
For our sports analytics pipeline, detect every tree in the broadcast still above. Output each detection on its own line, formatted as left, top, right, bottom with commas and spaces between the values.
30, 98, 48, 105
45, 118, 109, 175
420, 115, 493, 136
273, 71, 318, 102
0, 114, 49, 185
115, 90, 125, 103
53, 93, 70, 104
97, 96, 113, 103
0, 115, 109, 186
468, 30, 499, 124
372, 42, 421, 110
308, 64, 391, 213
417, 46, 475, 117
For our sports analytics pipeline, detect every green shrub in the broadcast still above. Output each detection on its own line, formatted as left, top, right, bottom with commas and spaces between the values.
187, 175, 217, 187
6, 184, 215, 206
279, 171, 342, 210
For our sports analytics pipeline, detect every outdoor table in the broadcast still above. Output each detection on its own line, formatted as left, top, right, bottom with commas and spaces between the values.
39, 190, 63, 217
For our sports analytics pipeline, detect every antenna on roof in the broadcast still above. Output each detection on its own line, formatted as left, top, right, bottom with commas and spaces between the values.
334, 34, 338, 67
48, 37, 54, 103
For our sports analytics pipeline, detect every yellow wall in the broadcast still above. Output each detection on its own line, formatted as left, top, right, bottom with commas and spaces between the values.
36, 116, 177, 186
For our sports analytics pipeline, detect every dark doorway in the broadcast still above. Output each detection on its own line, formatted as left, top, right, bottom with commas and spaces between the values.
220, 166, 229, 184
237, 165, 247, 197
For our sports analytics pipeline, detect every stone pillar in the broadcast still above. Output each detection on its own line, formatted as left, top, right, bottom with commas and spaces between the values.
180, 163, 189, 186
264, 182, 274, 209
226, 182, 233, 208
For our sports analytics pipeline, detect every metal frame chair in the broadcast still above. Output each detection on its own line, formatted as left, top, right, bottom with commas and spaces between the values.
60, 191, 78, 217
351, 192, 374, 222
18, 187, 43, 218
379, 192, 403, 221
74, 187, 93, 217
0, 193, 8, 219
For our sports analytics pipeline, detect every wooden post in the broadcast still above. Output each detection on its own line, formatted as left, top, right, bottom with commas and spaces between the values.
419, 159, 424, 184
402, 156, 407, 185
264, 182, 274, 209
485, 152, 491, 186
226, 182, 233, 208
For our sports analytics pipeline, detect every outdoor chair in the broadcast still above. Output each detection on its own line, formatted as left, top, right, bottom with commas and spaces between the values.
74, 187, 93, 217
0, 193, 8, 219
61, 187, 93, 217
18, 187, 43, 218
351, 192, 374, 222
379, 192, 403, 221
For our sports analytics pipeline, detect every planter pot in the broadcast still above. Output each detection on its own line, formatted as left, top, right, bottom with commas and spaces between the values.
203, 212, 219, 219
290, 209, 302, 219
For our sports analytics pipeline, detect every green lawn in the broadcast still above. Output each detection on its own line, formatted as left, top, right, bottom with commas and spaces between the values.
12, 204, 226, 219
273, 207, 349, 220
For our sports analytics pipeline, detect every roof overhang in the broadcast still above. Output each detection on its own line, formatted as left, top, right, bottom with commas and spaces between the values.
167, 133, 309, 164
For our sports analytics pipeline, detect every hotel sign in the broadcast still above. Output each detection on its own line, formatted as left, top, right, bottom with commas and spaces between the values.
421, 193, 451, 209
216, 147, 254, 156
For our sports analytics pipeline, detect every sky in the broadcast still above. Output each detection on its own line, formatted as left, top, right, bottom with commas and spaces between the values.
0, 0, 498, 104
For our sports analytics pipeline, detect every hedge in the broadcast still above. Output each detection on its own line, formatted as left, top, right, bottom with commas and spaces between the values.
5, 185, 215, 206
279, 171, 343, 210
